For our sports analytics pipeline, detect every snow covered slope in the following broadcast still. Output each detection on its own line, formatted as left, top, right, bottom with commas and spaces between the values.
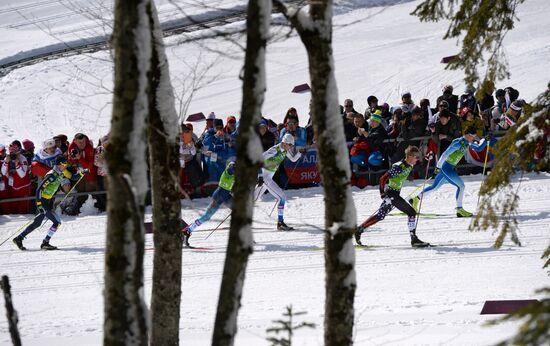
1, 173, 549, 345
1, 0, 549, 143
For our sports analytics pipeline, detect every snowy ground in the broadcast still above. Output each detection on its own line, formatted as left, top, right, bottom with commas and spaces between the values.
1, 172, 549, 345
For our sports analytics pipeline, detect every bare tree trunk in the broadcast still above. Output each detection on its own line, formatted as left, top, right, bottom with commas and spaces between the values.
211, 0, 270, 344
1, 276, 22, 346
273, 1, 357, 345
104, 0, 151, 344
145, 2, 183, 345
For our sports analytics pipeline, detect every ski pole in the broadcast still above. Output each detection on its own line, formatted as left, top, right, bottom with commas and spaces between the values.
57, 172, 86, 206
204, 212, 231, 240
413, 155, 433, 230
405, 175, 432, 200
476, 139, 491, 209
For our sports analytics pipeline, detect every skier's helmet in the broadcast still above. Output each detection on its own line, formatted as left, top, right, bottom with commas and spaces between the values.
282, 133, 295, 146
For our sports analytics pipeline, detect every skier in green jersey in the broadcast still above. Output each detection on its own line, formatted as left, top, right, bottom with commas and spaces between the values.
355, 146, 430, 248
253, 133, 301, 230
182, 161, 236, 247
13, 156, 88, 250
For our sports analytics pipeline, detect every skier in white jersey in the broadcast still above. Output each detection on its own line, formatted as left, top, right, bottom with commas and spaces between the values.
254, 133, 301, 230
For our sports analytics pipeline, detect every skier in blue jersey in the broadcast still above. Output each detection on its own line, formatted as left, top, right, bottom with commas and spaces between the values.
410, 126, 488, 217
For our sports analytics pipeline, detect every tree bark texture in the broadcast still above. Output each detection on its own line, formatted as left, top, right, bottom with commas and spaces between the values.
273, 0, 357, 345
211, 0, 270, 345
146, 2, 184, 345
1, 276, 22, 346
104, 0, 151, 345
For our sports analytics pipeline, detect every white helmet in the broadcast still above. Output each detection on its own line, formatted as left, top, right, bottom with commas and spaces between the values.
43, 138, 56, 149
281, 133, 295, 146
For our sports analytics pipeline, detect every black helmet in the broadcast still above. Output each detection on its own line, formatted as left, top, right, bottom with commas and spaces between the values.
55, 155, 67, 165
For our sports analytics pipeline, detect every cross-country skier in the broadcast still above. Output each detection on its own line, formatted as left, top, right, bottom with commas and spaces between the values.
355, 145, 430, 248
409, 126, 488, 217
12, 156, 88, 250
254, 133, 301, 230
182, 161, 236, 247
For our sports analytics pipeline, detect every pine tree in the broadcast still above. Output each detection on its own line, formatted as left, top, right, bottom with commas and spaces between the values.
413, 2, 549, 344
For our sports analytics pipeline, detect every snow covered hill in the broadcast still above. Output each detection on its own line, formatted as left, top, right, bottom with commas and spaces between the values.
0, 0, 549, 345
1, 0, 550, 143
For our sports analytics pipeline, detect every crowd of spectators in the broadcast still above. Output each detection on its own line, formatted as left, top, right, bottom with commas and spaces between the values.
0, 83, 529, 215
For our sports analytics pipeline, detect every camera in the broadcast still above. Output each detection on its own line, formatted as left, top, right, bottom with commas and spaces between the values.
9, 153, 16, 160
70, 148, 80, 158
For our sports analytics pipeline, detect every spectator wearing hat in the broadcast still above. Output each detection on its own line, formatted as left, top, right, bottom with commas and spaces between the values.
203, 118, 231, 182
433, 109, 462, 154
366, 112, 389, 157
196, 112, 217, 150
178, 123, 204, 196
204, 112, 216, 133
459, 85, 478, 114
367, 109, 388, 130
499, 99, 525, 131
224, 116, 238, 160
225, 116, 238, 134
67, 133, 97, 214
459, 107, 484, 137
259, 120, 276, 151
22, 139, 35, 163
400, 92, 416, 114
364, 95, 380, 118
1, 143, 32, 214
32, 139, 63, 177
436, 85, 459, 114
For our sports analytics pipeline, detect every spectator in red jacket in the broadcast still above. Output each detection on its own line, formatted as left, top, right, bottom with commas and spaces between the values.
0, 144, 8, 212
67, 133, 97, 213
1, 143, 32, 214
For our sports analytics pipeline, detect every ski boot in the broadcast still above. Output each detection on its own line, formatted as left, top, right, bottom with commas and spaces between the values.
456, 207, 473, 218
13, 237, 26, 251
409, 196, 420, 212
182, 227, 191, 247
40, 241, 58, 250
354, 227, 364, 246
410, 234, 430, 248
277, 221, 294, 231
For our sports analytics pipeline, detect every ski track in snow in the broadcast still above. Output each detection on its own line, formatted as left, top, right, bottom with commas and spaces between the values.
1, 172, 549, 345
